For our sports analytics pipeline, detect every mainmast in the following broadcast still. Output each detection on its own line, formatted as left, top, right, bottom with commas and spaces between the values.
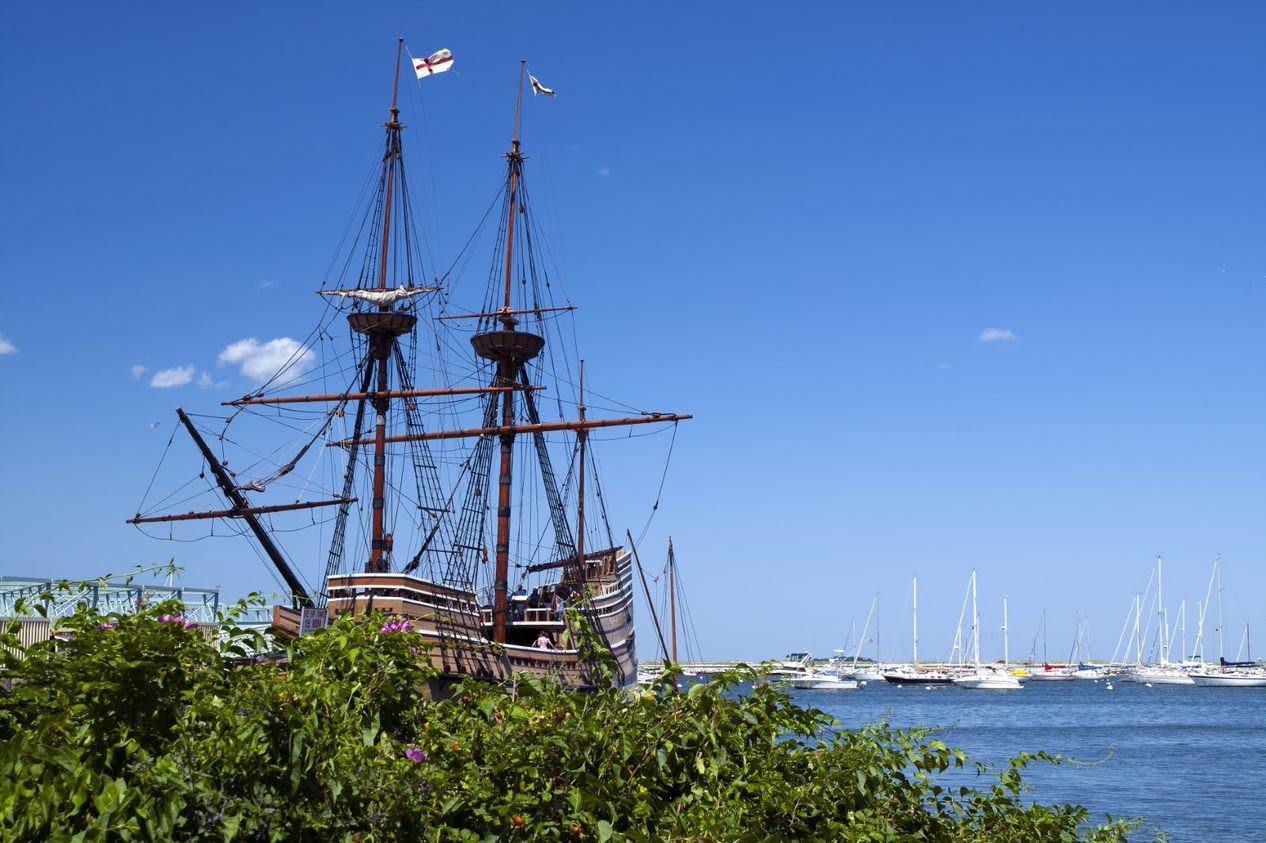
472, 62, 544, 644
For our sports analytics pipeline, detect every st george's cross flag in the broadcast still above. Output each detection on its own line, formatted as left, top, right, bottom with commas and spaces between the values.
529, 74, 555, 97
414, 49, 454, 78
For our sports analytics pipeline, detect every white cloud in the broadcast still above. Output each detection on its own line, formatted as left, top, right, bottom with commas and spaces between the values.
257, 280, 276, 289
130, 364, 147, 380
978, 328, 1017, 343
218, 337, 314, 385
0, 336, 15, 355
198, 372, 229, 390
150, 366, 195, 388
596, 166, 610, 177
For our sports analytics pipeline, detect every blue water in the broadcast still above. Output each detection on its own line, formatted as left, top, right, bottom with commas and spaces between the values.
788, 679, 1266, 841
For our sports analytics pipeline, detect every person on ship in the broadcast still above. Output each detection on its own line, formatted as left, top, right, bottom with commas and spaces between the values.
534, 631, 554, 650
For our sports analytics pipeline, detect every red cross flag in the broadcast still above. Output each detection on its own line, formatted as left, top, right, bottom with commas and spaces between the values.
414, 49, 454, 79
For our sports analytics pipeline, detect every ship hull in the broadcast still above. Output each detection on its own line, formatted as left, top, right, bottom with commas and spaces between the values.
275, 550, 638, 695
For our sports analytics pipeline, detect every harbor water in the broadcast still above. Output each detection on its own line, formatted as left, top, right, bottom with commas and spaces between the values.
787, 678, 1266, 841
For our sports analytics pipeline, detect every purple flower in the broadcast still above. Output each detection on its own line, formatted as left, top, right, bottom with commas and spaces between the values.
157, 614, 197, 629
380, 618, 414, 635
405, 748, 427, 763
97, 622, 116, 631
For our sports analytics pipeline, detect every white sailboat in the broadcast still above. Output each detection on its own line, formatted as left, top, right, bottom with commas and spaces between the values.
1191, 623, 1266, 687
846, 592, 886, 682
1130, 557, 1194, 686
953, 572, 1022, 691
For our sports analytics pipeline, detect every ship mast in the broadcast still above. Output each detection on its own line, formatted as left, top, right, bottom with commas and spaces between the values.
472, 61, 544, 643
354, 38, 417, 574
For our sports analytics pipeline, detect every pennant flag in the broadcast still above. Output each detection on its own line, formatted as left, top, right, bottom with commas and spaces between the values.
414, 48, 454, 78
529, 74, 556, 97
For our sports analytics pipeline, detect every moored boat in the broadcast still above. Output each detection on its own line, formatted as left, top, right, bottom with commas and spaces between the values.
1027, 663, 1076, 681
950, 573, 1022, 691
128, 46, 689, 695
882, 575, 956, 686
1189, 657, 1266, 687
1189, 670, 1266, 688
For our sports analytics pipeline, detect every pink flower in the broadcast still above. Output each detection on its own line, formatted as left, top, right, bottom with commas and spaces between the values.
405, 748, 427, 763
97, 622, 116, 631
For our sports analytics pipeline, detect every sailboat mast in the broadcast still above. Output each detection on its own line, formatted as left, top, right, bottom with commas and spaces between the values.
1157, 556, 1167, 665
971, 569, 980, 669
1002, 595, 1009, 668
1217, 555, 1225, 661
1133, 593, 1143, 666
912, 575, 919, 666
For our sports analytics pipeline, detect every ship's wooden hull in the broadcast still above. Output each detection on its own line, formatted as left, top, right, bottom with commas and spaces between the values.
274, 550, 638, 695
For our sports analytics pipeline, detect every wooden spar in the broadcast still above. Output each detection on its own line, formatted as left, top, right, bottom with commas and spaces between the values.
436, 305, 575, 322
501, 61, 525, 318
525, 545, 622, 574
575, 361, 587, 586
328, 412, 692, 448
367, 38, 406, 574
379, 39, 404, 299
128, 497, 355, 524
169, 407, 313, 607
669, 538, 678, 667
224, 385, 541, 407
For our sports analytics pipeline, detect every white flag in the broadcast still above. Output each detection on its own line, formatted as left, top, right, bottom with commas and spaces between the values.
414, 49, 454, 78
529, 74, 555, 97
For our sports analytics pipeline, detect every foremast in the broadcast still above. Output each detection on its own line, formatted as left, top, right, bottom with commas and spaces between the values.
357, 38, 417, 574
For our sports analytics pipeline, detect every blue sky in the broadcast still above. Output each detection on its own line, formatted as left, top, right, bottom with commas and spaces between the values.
2, 3, 1263, 662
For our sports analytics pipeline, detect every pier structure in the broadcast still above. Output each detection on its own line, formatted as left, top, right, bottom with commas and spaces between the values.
0, 577, 229, 622
0, 577, 275, 658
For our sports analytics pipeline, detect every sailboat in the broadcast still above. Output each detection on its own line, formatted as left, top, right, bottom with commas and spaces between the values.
1026, 610, 1075, 681
1191, 624, 1266, 687
952, 572, 1022, 691
883, 575, 954, 685
845, 592, 886, 683
1127, 557, 1193, 686
128, 46, 690, 694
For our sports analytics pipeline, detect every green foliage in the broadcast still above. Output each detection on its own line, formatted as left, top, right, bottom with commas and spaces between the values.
0, 587, 1144, 841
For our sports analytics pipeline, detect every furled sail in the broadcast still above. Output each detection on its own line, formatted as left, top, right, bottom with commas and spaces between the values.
319, 286, 437, 307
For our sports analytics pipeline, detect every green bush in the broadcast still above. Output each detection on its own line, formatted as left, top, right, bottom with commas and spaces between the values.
0, 589, 1141, 841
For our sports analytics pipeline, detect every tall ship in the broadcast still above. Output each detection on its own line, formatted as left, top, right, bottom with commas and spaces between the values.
129, 44, 689, 694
